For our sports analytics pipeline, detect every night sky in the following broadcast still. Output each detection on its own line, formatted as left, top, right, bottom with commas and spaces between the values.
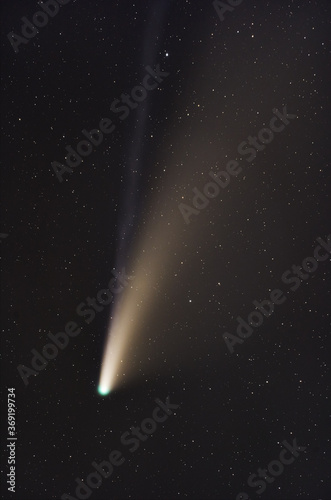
1, 1, 331, 499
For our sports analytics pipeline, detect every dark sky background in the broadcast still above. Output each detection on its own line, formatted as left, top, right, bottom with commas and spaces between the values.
1, 1, 330, 499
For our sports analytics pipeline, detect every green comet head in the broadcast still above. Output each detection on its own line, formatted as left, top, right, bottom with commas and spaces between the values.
98, 385, 110, 396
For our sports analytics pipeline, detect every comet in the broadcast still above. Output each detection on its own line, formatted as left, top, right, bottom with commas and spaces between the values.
97, 245, 161, 395
98, 1, 172, 395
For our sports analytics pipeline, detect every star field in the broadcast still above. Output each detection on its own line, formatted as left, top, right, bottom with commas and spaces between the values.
1, 1, 330, 499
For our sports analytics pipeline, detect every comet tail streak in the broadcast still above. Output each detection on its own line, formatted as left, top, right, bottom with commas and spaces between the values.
98, 227, 168, 394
